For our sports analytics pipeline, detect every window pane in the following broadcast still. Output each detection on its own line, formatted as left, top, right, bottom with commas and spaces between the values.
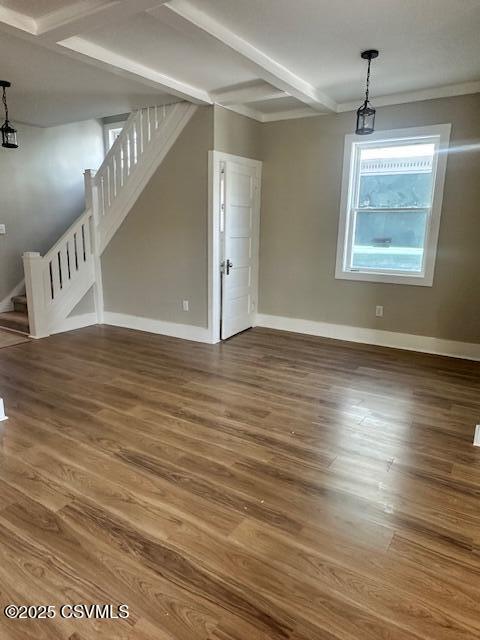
108, 127, 123, 150
352, 210, 427, 272
358, 143, 435, 209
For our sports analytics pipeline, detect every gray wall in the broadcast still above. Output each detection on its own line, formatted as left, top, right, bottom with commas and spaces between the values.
98, 96, 480, 345
101, 106, 214, 327
0, 119, 104, 303
259, 94, 480, 344
214, 105, 262, 160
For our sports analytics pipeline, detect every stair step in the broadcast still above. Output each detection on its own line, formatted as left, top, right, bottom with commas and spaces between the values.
12, 295, 27, 313
0, 311, 30, 335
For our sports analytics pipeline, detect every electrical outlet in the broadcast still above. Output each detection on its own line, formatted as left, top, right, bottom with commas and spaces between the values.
375, 305, 384, 318
182, 300, 189, 312
0, 224, 6, 235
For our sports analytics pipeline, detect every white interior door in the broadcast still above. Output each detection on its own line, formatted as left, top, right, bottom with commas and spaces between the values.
221, 159, 260, 340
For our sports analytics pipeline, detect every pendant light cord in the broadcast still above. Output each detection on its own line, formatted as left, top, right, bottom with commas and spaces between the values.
2, 86, 9, 123
365, 57, 372, 105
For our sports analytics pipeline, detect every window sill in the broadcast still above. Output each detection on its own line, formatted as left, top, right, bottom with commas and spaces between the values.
335, 269, 434, 287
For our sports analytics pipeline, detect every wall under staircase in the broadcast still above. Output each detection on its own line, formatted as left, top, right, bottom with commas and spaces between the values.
17, 101, 197, 339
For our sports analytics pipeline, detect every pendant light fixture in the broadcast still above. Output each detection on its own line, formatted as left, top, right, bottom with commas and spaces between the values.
1, 80, 18, 149
355, 49, 379, 135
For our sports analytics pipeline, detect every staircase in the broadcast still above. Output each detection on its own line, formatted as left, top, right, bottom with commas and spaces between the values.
12, 101, 197, 339
0, 294, 29, 334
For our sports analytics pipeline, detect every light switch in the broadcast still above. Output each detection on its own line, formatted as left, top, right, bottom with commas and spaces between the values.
0, 224, 5, 235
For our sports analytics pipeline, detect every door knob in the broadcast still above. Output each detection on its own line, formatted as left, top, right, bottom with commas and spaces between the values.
226, 259, 233, 275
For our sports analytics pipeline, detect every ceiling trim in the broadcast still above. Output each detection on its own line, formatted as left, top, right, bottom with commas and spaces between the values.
261, 107, 319, 123
0, 1, 478, 125
225, 79, 480, 124
0, 6, 210, 105
161, 0, 337, 113
36, 0, 170, 42
337, 80, 480, 113
218, 103, 264, 122
0, 5, 36, 34
57, 36, 212, 103
212, 82, 286, 106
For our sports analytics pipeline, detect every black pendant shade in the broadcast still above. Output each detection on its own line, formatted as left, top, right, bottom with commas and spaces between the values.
1, 81, 18, 149
355, 50, 379, 135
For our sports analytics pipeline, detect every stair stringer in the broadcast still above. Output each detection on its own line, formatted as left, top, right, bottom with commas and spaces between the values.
98, 102, 198, 254
22, 102, 198, 338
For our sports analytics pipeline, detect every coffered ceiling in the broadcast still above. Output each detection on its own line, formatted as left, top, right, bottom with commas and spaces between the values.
0, 0, 479, 126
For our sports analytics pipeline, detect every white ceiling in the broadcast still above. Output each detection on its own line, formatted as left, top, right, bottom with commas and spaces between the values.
0, 0, 91, 19
0, 32, 175, 126
82, 11, 257, 93
0, 0, 479, 126
190, 0, 480, 101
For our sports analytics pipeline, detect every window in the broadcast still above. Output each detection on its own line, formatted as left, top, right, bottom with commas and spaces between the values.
107, 126, 123, 150
103, 121, 126, 153
336, 124, 450, 286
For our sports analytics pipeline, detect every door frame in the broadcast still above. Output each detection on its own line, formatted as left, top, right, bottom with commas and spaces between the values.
208, 151, 262, 344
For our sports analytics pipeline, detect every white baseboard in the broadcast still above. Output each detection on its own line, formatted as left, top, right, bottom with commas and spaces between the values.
256, 313, 480, 362
50, 312, 98, 336
0, 279, 25, 313
103, 311, 213, 343
0, 398, 7, 422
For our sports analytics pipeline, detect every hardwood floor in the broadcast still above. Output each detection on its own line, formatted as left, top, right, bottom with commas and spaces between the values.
0, 328, 30, 350
0, 325, 479, 639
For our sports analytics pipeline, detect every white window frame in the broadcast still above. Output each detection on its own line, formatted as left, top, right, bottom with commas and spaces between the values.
103, 122, 125, 153
335, 124, 451, 287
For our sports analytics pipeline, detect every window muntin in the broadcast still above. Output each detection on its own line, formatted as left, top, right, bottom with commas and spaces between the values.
336, 126, 450, 286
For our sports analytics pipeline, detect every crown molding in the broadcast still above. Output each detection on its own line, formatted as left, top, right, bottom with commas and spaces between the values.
217, 103, 264, 122
261, 107, 320, 123
0, 1, 478, 125
337, 80, 480, 113
212, 81, 286, 106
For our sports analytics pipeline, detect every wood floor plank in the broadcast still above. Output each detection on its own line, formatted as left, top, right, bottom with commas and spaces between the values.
229, 519, 480, 639
0, 325, 479, 639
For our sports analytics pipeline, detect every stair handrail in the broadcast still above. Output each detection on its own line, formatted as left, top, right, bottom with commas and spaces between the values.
94, 110, 137, 180
23, 101, 192, 340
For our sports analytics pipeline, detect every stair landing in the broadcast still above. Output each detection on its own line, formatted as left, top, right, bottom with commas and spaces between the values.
0, 311, 30, 335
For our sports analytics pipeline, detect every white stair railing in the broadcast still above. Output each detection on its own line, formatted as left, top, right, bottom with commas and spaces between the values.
92, 104, 174, 224
23, 101, 196, 338
23, 209, 96, 338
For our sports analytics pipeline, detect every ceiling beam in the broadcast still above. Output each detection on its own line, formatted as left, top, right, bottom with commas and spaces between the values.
58, 36, 211, 103
0, 5, 36, 34
0, 3, 211, 105
160, 0, 337, 113
212, 82, 286, 106
36, 0, 169, 43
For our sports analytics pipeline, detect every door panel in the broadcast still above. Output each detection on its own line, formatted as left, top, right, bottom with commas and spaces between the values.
221, 160, 258, 340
